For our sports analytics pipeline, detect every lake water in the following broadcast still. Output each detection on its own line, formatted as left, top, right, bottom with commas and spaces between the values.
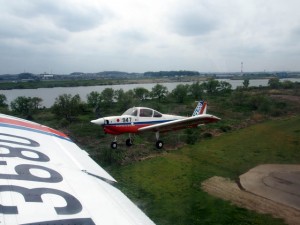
1, 78, 299, 108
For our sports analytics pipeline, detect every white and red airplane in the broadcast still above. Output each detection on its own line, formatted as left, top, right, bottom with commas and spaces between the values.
91, 101, 220, 149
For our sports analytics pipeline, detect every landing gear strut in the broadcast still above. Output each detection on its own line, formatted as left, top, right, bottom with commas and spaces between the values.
155, 131, 164, 149
111, 136, 118, 149
110, 136, 134, 149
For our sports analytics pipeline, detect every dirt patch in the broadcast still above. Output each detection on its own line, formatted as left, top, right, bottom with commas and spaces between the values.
201, 176, 300, 225
240, 164, 300, 211
270, 95, 300, 104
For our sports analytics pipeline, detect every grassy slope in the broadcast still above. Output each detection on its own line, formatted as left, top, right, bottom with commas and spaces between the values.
110, 116, 300, 225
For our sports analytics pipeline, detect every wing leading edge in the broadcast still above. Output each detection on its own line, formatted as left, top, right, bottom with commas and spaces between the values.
138, 114, 220, 133
0, 113, 155, 225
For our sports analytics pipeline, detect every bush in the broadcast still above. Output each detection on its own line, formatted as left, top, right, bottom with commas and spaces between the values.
185, 128, 200, 145
220, 125, 232, 132
99, 148, 124, 165
202, 132, 213, 139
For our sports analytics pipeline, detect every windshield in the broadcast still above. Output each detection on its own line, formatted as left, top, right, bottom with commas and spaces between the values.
153, 110, 162, 117
122, 107, 138, 116
139, 108, 153, 117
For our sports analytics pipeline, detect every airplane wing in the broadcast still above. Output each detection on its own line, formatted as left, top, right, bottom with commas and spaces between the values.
138, 114, 220, 133
0, 113, 155, 225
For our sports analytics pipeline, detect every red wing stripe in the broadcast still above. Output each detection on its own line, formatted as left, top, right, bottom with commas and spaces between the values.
0, 117, 70, 140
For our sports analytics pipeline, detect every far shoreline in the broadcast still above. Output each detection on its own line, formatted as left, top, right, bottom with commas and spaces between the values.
0, 75, 295, 90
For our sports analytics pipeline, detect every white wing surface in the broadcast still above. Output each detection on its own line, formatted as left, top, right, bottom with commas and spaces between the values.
138, 114, 220, 133
0, 114, 155, 225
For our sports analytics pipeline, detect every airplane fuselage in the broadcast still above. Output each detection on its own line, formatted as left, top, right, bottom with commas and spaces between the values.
101, 114, 185, 135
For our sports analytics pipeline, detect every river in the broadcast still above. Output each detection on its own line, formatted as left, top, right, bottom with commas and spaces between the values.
1, 78, 299, 108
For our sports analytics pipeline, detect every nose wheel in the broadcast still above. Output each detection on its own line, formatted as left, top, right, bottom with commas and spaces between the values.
110, 136, 118, 149
111, 141, 118, 149
155, 140, 164, 149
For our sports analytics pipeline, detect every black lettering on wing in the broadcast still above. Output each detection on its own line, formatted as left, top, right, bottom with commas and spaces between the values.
0, 164, 63, 183
0, 133, 40, 147
0, 185, 82, 215
0, 144, 49, 162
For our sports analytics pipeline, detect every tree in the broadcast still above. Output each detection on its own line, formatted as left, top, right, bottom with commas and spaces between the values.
268, 78, 281, 89
133, 87, 149, 101
243, 78, 250, 88
52, 94, 82, 122
171, 84, 189, 103
219, 81, 232, 93
150, 84, 168, 102
31, 97, 43, 110
0, 94, 8, 108
87, 91, 102, 108
87, 91, 102, 116
10, 96, 42, 119
101, 88, 115, 108
203, 79, 220, 94
189, 82, 204, 100
115, 89, 135, 112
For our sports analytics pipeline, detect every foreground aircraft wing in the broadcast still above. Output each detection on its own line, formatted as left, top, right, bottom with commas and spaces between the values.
0, 114, 155, 225
138, 114, 220, 133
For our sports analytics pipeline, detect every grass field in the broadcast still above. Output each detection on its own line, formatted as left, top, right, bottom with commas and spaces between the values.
109, 116, 300, 225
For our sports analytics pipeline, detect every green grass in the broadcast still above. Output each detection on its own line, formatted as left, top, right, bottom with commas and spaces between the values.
109, 116, 300, 225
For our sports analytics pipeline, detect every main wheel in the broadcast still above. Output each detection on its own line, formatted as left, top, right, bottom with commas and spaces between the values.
111, 141, 118, 149
155, 140, 164, 149
125, 138, 133, 147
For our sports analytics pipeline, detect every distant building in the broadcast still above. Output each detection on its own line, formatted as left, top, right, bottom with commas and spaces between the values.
40, 73, 54, 80
42, 74, 54, 79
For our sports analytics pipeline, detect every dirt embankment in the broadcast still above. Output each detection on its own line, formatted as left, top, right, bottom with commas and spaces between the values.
202, 176, 300, 225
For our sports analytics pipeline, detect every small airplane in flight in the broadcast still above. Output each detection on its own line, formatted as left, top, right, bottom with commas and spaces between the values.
91, 101, 220, 149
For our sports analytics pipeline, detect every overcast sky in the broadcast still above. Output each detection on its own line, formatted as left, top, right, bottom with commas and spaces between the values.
0, 0, 299, 74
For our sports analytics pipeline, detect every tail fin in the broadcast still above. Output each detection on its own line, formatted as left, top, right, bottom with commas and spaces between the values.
192, 101, 207, 116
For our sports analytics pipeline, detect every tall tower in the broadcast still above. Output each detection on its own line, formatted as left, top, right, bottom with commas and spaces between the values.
241, 62, 243, 76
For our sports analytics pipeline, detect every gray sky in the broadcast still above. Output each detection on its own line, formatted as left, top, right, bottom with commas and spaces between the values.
0, 0, 299, 74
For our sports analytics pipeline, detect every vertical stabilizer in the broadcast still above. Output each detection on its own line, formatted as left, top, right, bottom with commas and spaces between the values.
192, 101, 207, 116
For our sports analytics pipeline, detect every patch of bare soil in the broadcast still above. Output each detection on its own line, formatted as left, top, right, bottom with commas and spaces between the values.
201, 176, 300, 225
270, 95, 300, 104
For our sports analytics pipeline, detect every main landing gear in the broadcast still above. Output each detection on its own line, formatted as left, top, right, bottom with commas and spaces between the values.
125, 137, 133, 147
110, 132, 164, 149
155, 131, 164, 149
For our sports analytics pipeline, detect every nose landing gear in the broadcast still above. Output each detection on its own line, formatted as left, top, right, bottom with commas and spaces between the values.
110, 136, 134, 149
110, 133, 164, 149
111, 136, 118, 149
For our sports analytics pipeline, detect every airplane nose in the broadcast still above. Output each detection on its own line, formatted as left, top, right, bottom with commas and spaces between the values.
91, 118, 105, 125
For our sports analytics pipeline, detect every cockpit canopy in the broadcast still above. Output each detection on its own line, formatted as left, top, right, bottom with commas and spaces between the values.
122, 107, 162, 118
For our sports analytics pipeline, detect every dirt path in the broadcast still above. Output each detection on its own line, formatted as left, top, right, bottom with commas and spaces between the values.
201, 176, 300, 225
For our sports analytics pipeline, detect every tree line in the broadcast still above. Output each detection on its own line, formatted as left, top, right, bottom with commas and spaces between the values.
0, 78, 298, 122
